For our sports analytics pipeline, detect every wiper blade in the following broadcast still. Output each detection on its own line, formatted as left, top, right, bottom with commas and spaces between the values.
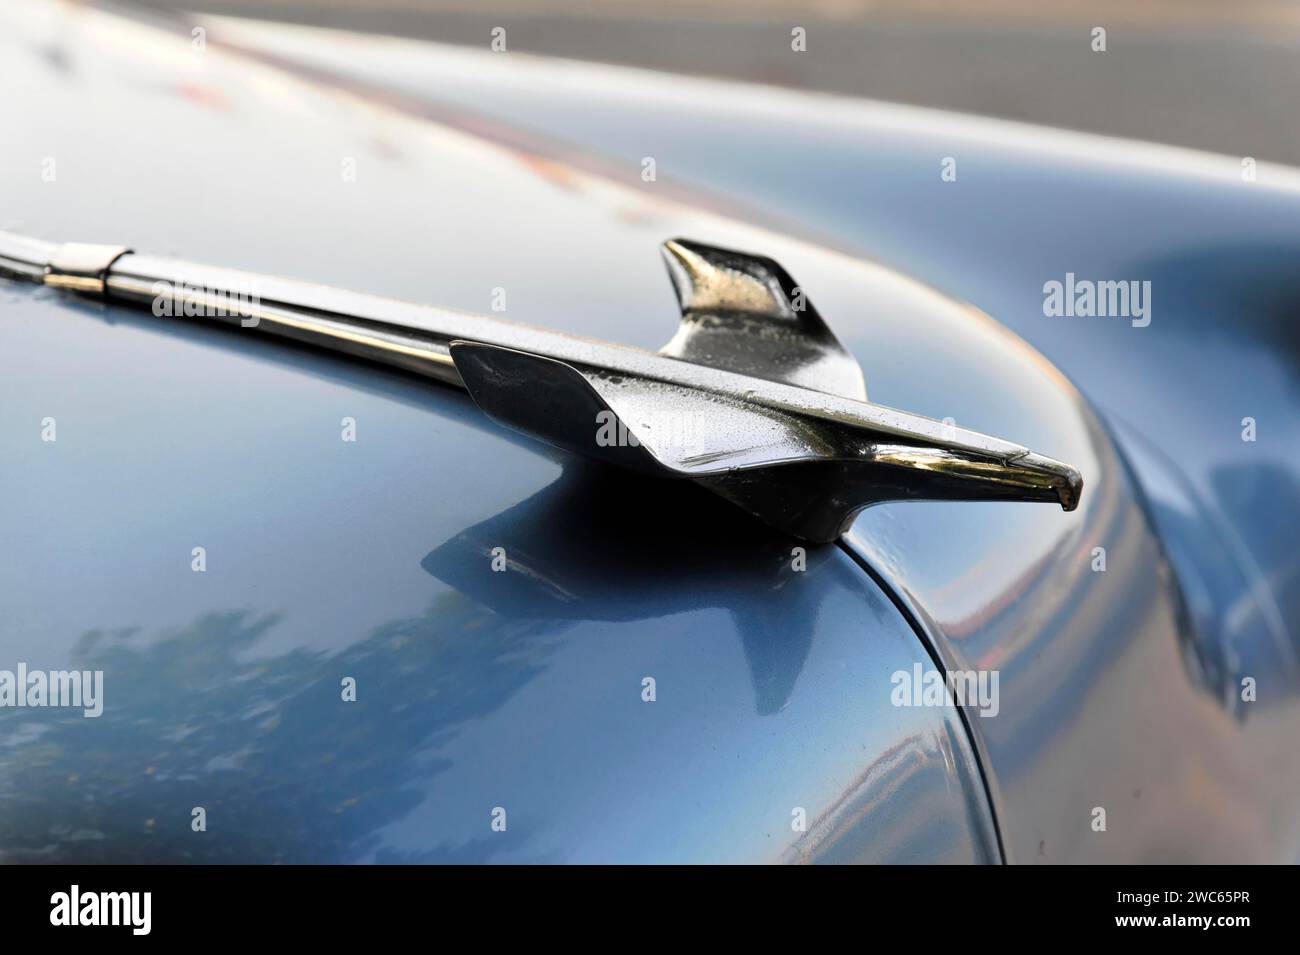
0, 230, 1081, 542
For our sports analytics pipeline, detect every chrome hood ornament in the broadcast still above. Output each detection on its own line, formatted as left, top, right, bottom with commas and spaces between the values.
1, 231, 1081, 542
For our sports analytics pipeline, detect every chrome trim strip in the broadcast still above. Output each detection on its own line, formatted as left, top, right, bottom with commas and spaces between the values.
47, 243, 132, 296
0, 231, 57, 283
0, 229, 1083, 540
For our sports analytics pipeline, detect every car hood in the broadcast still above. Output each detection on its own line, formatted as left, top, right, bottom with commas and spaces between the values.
2, 1, 1298, 863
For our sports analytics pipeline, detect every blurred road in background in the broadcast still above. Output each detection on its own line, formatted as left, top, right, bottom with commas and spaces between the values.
135, 0, 1300, 166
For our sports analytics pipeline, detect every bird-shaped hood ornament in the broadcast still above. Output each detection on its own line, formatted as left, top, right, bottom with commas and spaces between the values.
1, 231, 1081, 542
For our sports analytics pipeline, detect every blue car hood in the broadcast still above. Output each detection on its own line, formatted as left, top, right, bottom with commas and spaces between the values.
2, 2, 1298, 862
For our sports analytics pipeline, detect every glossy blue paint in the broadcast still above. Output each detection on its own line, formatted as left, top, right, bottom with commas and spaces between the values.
195, 17, 1300, 861
0, 4, 1002, 863
2, 2, 1296, 863
0, 285, 1001, 863
339, 36, 1299, 669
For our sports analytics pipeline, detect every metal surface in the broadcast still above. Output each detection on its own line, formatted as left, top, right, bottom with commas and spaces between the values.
2, 230, 1080, 542
658, 238, 867, 400
46, 242, 132, 295
0, 287, 1000, 864
0, 0, 1010, 863
211, 20, 1300, 862
3, 0, 1298, 863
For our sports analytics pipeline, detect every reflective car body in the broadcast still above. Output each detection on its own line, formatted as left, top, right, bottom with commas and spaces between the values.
1, 2, 1296, 863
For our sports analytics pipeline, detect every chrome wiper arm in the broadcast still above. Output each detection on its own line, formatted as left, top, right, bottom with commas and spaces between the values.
0, 230, 1081, 542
